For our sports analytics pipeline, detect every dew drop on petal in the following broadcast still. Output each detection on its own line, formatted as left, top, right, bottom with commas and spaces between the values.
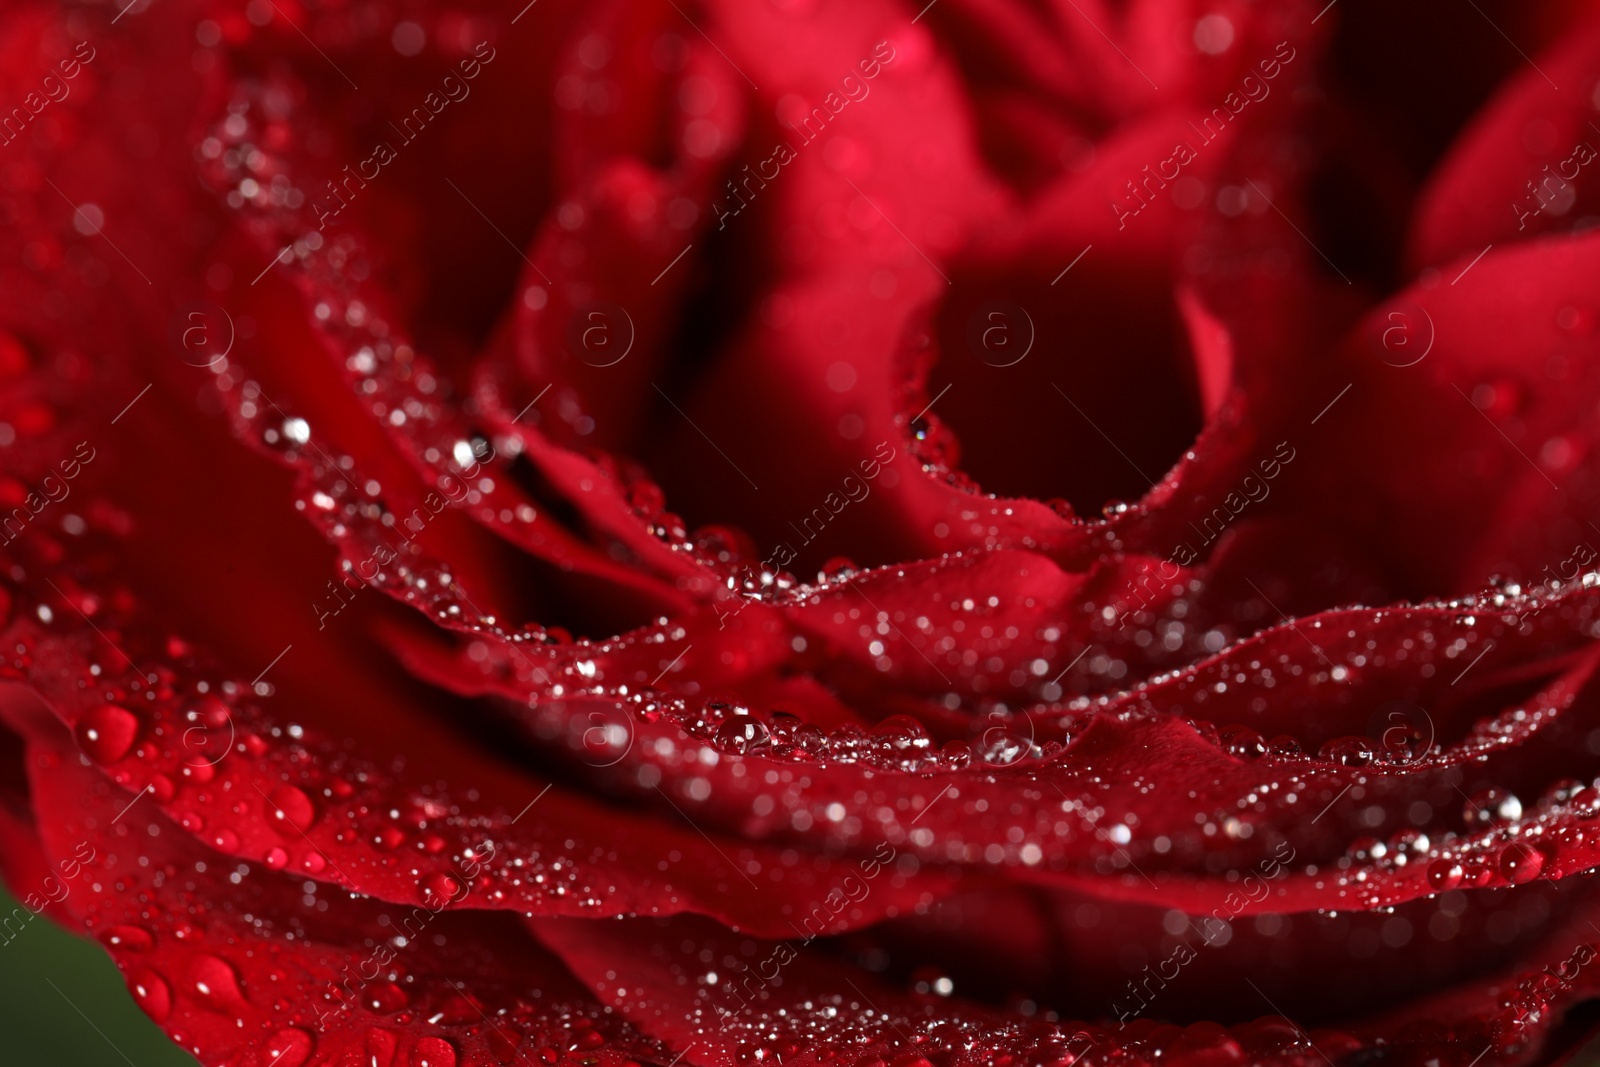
421, 872, 462, 905
410, 1036, 459, 1067
1425, 859, 1463, 891
268, 784, 317, 832
1498, 841, 1545, 884
265, 1028, 315, 1067
365, 980, 409, 1014
129, 971, 171, 1022
75, 703, 140, 764
188, 953, 247, 1012
102, 925, 154, 952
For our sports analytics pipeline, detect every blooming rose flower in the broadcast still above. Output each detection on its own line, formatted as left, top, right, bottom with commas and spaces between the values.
4, 0, 1600, 1064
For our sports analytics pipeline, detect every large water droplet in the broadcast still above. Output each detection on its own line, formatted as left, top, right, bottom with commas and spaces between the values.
1464, 787, 1521, 827
75, 703, 139, 764
265, 1028, 315, 1067
268, 784, 317, 833
713, 715, 771, 755
1425, 859, 1463, 891
1498, 841, 1546, 884
129, 970, 171, 1022
1219, 725, 1266, 760
188, 953, 247, 1012
817, 556, 859, 583
1319, 736, 1374, 767
364, 980, 409, 1014
365, 1028, 400, 1067
410, 1036, 458, 1067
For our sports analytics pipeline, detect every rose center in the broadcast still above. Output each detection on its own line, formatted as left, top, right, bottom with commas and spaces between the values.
926, 258, 1205, 517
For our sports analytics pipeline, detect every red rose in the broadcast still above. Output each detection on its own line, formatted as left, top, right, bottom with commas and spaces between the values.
5, 0, 1600, 1064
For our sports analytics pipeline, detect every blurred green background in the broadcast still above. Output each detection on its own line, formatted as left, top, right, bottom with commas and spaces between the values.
0, 879, 195, 1066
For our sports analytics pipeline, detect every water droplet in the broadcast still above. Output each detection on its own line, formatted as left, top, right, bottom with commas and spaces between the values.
265, 1028, 315, 1067
364, 980, 409, 1014
1498, 841, 1546, 884
268, 784, 317, 832
1346, 837, 1386, 863
1540, 779, 1585, 809
188, 953, 247, 1012
421, 872, 463, 906
365, 1028, 400, 1067
1573, 787, 1600, 816
873, 715, 930, 751
1219, 725, 1266, 760
978, 730, 1032, 766
817, 557, 859, 583
75, 704, 139, 764
1465, 788, 1521, 827
1320, 736, 1375, 767
101, 925, 153, 952
410, 1036, 458, 1067
1425, 859, 1463, 891
713, 716, 771, 755
129, 970, 171, 1021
